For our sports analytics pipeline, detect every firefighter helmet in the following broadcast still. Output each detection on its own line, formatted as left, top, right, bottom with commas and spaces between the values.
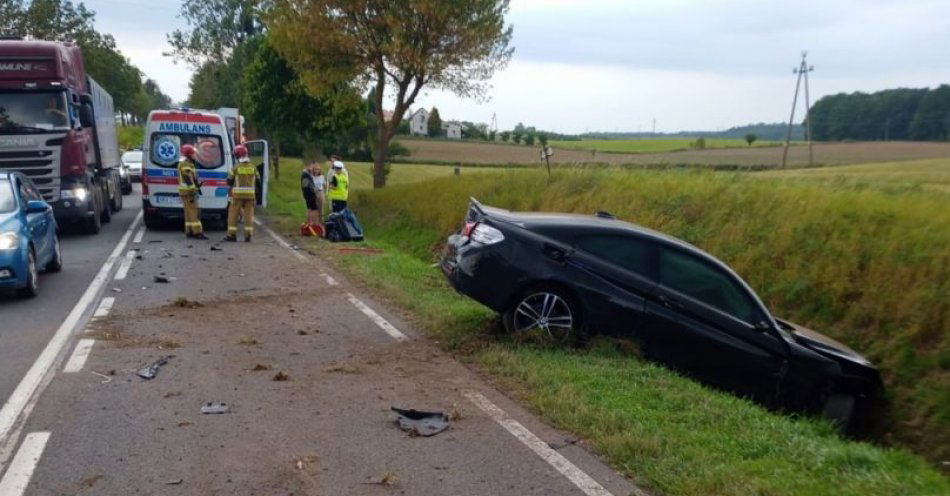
181, 144, 197, 158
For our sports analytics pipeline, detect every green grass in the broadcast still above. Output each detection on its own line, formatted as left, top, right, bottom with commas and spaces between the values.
264, 162, 949, 495
550, 138, 781, 154
762, 158, 950, 193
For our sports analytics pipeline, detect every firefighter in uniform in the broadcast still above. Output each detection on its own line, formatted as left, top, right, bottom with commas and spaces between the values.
225, 144, 259, 242
177, 144, 207, 239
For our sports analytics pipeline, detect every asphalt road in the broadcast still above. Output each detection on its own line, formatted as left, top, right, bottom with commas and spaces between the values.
0, 195, 643, 496
0, 186, 141, 418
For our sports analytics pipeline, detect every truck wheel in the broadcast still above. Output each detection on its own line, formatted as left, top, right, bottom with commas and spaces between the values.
100, 189, 112, 223
112, 182, 123, 212
85, 201, 102, 234
18, 249, 39, 298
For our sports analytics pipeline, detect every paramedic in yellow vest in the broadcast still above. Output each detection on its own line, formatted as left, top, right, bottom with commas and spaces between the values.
225, 144, 259, 242
177, 144, 207, 240
327, 160, 349, 212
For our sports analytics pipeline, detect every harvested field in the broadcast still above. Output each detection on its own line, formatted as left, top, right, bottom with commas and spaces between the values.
396, 138, 950, 168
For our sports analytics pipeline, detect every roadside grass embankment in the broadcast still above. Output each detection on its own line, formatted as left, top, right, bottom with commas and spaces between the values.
264, 160, 949, 495
762, 157, 950, 193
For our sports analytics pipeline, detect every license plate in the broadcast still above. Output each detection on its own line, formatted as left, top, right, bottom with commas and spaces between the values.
153, 195, 181, 206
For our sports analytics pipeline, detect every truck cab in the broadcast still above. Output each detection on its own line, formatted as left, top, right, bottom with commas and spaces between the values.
0, 39, 122, 234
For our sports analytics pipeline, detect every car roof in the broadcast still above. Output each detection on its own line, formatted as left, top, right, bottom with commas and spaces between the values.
480, 202, 702, 253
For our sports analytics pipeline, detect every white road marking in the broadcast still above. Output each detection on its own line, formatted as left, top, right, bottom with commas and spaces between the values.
0, 211, 141, 467
0, 432, 50, 495
255, 219, 307, 261
62, 340, 96, 374
113, 250, 136, 281
321, 273, 338, 286
464, 390, 625, 496
346, 293, 408, 341
132, 227, 145, 244
92, 297, 114, 318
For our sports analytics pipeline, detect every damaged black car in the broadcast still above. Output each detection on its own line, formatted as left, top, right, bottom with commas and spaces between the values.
440, 199, 882, 431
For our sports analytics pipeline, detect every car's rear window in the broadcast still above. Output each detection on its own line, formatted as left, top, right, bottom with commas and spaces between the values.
150, 133, 223, 169
575, 235, 656, 278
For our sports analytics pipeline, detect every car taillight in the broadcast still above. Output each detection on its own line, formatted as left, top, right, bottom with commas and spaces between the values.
462, 221, 477, 237
470, 223, 505, 245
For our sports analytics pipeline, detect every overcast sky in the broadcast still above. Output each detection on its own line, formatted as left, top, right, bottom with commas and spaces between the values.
84, 0, 950, 134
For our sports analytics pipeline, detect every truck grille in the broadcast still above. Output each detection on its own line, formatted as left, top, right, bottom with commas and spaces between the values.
0, 146, 61, 202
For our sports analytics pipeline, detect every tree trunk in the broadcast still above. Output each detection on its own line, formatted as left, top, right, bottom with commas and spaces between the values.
373, 131, 388, 189
273, 140, 280, 180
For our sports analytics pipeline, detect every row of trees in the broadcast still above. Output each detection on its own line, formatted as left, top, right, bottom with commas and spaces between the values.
1, 0, 173, 124
173, 0, 513, 187
809, 86, 950, 141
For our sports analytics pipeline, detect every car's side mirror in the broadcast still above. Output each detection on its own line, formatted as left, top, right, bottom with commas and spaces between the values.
25, 200, 48, 214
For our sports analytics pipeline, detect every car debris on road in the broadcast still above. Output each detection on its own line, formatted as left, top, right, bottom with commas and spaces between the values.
201, 402, 230, 414
137, 355, 173, 380
391, 407, 450, 437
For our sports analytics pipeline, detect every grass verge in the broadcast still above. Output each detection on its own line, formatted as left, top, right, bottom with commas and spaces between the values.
264, 159, 949, 495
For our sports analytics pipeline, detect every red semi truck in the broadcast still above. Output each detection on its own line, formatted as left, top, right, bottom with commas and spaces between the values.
0, 39, 123, 234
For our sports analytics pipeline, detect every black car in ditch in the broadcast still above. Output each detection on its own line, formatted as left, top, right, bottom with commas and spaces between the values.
441, 199, 882, 430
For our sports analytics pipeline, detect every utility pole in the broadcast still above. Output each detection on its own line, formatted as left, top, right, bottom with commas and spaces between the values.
782, 51, 814, 169
802, 55, 814, 167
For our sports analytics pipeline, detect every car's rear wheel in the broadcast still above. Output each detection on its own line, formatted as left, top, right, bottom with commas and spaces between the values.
18, 249, 39, 298
503, 285, 582, 343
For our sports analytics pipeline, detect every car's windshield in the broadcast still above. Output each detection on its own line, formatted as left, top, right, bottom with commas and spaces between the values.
0, 179, 15, 213
0, 91, 71, 133
122, 151, 143, 164
150, 133, 223, 169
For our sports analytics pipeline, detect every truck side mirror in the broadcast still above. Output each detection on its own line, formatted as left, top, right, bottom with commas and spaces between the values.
79, 103, 94, 128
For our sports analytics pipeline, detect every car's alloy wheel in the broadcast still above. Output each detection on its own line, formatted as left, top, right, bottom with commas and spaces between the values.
19, 249, 39, 297
508, 291, 576, 342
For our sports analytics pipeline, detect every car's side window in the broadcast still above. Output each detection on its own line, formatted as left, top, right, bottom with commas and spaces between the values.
575, 235, 656, 279
659, 248, 758, 323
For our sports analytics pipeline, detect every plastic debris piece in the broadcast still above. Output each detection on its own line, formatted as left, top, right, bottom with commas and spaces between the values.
154, 275, 170, 283
165, 479, 183, 485
210, 245, 223, 251
201, 402, 230, 414
391, 407, 450, 437
137, 355, 173, 380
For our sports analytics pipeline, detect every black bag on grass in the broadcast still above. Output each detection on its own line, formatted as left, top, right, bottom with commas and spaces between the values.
326, 208, 364, 242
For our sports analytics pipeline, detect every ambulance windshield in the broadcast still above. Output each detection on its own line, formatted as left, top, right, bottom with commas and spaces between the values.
150, 133, 224, 169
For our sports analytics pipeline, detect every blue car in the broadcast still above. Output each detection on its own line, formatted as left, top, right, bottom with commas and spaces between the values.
0, 171, 62, 297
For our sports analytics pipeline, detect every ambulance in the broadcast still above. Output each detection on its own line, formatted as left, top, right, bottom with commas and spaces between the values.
141, 108, 268, 229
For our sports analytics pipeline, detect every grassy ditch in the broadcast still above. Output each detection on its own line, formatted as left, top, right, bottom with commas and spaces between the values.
265, 159, 949, 495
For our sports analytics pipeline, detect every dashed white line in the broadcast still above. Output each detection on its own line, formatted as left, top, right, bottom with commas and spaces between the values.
0, 211, 141, 465
113, 250, 136, 281
0, 432, 50, 496
62, 340, 96, 374
345, 293, 408, 341
132, 227, 145, 244
464, 390, 623, 496
255, 218, 307, 261
321, 273, 338, 286
92, 297, 114, 318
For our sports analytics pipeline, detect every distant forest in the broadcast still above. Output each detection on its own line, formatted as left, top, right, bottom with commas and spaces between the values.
809, 85, 950, 141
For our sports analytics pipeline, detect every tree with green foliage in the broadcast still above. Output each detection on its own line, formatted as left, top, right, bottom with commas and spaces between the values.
427, 107, 443, 138
744, 133, 757, 146
538, 133, 548, 146
511, 130, 523, 144
500, 131, 510, 142
266, 0, 514, 188
242, 38, 363, 163
524, 132, 535, 146
166, 0, 263, 67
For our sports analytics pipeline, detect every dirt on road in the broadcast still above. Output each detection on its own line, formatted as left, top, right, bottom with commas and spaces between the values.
16, 224, 638, 496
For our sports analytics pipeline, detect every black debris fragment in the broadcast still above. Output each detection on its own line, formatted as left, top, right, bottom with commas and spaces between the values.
391, 407, 449, 437
154, 275, 170, 283
137, 355, 174, 380
210, 245, 223, 251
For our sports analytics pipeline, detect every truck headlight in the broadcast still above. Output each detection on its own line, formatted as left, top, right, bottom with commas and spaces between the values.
0, 232, 18, 250
60, 188, 88, 201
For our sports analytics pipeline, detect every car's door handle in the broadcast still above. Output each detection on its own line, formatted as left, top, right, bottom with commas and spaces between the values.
659, 295, 683, 309
542, 243, 568, 263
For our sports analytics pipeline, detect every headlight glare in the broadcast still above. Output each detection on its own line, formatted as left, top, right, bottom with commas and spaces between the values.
60, 187, 88, 201
0, 232, 18, 250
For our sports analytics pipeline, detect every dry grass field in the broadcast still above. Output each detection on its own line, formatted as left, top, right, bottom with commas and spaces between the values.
397, 138, 950, 168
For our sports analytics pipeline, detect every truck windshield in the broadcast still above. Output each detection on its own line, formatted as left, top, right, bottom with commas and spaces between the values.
0, 91, 71, 133
150, 133, 224, 169
0, 179, 15, 213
